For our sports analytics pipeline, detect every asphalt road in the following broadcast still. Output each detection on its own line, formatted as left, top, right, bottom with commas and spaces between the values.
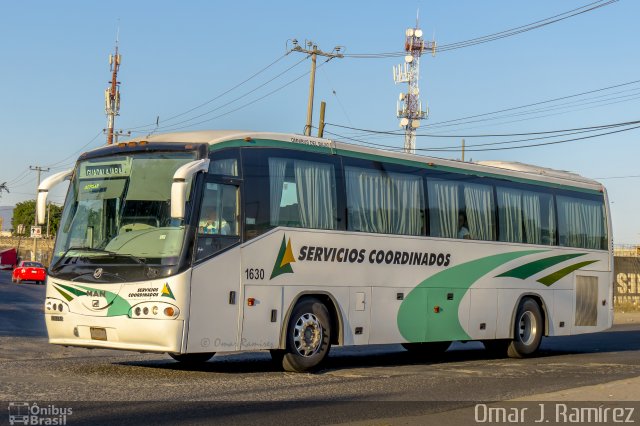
1, 269, 639, 425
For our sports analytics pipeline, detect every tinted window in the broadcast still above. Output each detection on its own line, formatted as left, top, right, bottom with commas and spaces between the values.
557, 194, 607, 250
344, 162, 425, 236
208, 148, 240, 176
427, 176, 495, 241
243, 148, 341, 240
496, 186, 556, 245
195, 182, 240, 260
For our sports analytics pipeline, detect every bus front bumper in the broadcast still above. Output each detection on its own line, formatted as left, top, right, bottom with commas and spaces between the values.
45, 313, 185, 353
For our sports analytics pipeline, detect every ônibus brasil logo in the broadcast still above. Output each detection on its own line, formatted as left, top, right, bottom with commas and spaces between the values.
270, 235, 296, 279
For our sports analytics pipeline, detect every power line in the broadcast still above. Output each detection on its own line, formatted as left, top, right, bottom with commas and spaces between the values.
326, 119, 640, 139
343, 0, 618, 58
142, 58, 334, 134
134, 56, 310, 134
324, 123, 640, 152
44, 131, 103, 168
123, 53, 292, 132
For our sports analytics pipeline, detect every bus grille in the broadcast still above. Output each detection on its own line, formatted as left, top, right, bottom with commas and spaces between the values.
575, 276, 598, 327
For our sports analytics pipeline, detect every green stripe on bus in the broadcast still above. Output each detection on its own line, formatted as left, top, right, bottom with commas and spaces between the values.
496, 253, 585, 280
397, 250, 544, 343
76, 285, 132, 317
537, 260, 599, 286
53, 285, 74, 302
56, 283, 87, 297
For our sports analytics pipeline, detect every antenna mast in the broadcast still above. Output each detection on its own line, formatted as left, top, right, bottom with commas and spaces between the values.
105, 29, 122, 145
393, 14, 436, 153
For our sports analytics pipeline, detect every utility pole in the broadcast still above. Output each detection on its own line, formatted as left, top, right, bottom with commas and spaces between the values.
289, 40, 343, 136
461, 138, 465, 162
105, 30, 122, 145
393, 12, 436, 154
318, 101, 327, 138
30, 166, 49, 261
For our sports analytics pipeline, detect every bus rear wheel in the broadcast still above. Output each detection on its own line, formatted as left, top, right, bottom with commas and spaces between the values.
281, 298, 331, 372
507, 298, 543, 358
169, 352, 215, 364
402, 341, 451, 358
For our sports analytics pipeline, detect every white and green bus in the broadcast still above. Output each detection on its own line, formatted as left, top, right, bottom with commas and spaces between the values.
38, 130, 612, 372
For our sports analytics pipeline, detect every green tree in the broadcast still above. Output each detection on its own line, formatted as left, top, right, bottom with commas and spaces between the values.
12, 200, 35, 235
11, 200, 63, 236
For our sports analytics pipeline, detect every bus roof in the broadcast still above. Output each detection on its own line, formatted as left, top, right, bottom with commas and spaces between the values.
118, 130, 603, 193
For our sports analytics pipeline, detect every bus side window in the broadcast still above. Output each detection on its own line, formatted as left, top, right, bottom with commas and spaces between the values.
427, 176, 495, 241
557, 194, 607, 250
344, 162, 425, 236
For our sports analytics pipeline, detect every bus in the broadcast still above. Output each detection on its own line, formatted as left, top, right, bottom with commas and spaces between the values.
37, 130, 613, 372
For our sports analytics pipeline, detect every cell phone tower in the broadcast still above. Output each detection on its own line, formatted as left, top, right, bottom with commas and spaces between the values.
393, 14, 436, 154
105, 29, 122, 145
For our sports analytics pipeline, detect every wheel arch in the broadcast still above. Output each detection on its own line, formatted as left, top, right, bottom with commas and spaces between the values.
508, 292, 549, 339
279, 291, 344, 349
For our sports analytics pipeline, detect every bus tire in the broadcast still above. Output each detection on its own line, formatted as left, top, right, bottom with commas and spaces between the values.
282, 298, 331, 372
402, 341, 451, 358
168, 352, 215, 364
507, 298, 543, 358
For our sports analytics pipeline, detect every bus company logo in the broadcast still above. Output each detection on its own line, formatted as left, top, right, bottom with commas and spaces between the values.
161, 283, 176, 300
8, 402, 73, 425
270, 235, 296, 279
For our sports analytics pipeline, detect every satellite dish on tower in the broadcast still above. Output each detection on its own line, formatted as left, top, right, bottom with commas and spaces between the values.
411, 119, 421, 128
404, 55, 413, 63
399, 118, 409, 127
406, 28, 414, 37
415, 29, 423, 38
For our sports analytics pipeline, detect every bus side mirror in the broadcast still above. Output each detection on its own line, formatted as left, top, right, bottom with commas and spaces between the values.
36, 169, 73, 225
171, 159, 210, 220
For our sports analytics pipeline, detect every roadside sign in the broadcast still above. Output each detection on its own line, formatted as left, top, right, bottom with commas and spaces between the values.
30, 226, 42, 239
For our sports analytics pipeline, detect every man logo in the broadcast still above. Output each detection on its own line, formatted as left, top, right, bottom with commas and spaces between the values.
270, 234, 295, 279
93, 268, 103, 279
92, 300, 99, 308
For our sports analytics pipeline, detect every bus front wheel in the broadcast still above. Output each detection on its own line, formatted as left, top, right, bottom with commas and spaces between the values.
281, 298, 332, 372
169, 352, 215, 364
507, 298, 543, 358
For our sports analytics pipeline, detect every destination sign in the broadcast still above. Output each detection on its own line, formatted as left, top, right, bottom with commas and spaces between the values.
79, 159, 130, 179
85, 164, 124, 177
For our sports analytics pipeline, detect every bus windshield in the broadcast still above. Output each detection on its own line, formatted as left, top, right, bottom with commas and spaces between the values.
51, 152, 197, 279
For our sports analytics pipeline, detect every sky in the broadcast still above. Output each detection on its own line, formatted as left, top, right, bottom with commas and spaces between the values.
1, 0, 638, 243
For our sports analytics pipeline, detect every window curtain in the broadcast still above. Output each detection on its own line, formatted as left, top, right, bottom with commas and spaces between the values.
522, 191, 542, 244
268, 158, 287, 226
463, 183, 495, 241
557, 196, 605, 249
427, 179, 459, 238
210, 158, 238, 176
497, 187, 523, 243
547, 197, 557, 245
345, 167, 424, 235
294, 160, 336, 229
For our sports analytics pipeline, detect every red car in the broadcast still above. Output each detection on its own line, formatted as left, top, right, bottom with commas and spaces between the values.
12, 261, 47, 284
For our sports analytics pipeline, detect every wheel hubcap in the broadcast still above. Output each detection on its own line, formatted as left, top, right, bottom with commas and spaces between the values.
293, 313, 323, 357
518, 311, 537, 346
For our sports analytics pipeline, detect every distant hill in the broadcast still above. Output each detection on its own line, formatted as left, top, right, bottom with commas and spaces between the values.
0, 206, 13, 231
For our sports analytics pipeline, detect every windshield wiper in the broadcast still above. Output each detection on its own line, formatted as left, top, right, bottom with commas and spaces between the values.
51, 246, 145, 271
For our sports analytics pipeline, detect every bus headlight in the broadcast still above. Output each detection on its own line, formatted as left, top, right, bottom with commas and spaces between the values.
45, 297, 69, 314
129, 302, 179, 319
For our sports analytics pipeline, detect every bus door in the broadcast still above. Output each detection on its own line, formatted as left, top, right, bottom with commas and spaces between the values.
187, 176, 242, 353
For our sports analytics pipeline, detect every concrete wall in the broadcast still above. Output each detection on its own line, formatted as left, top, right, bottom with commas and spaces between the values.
0, 236, 55, 266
